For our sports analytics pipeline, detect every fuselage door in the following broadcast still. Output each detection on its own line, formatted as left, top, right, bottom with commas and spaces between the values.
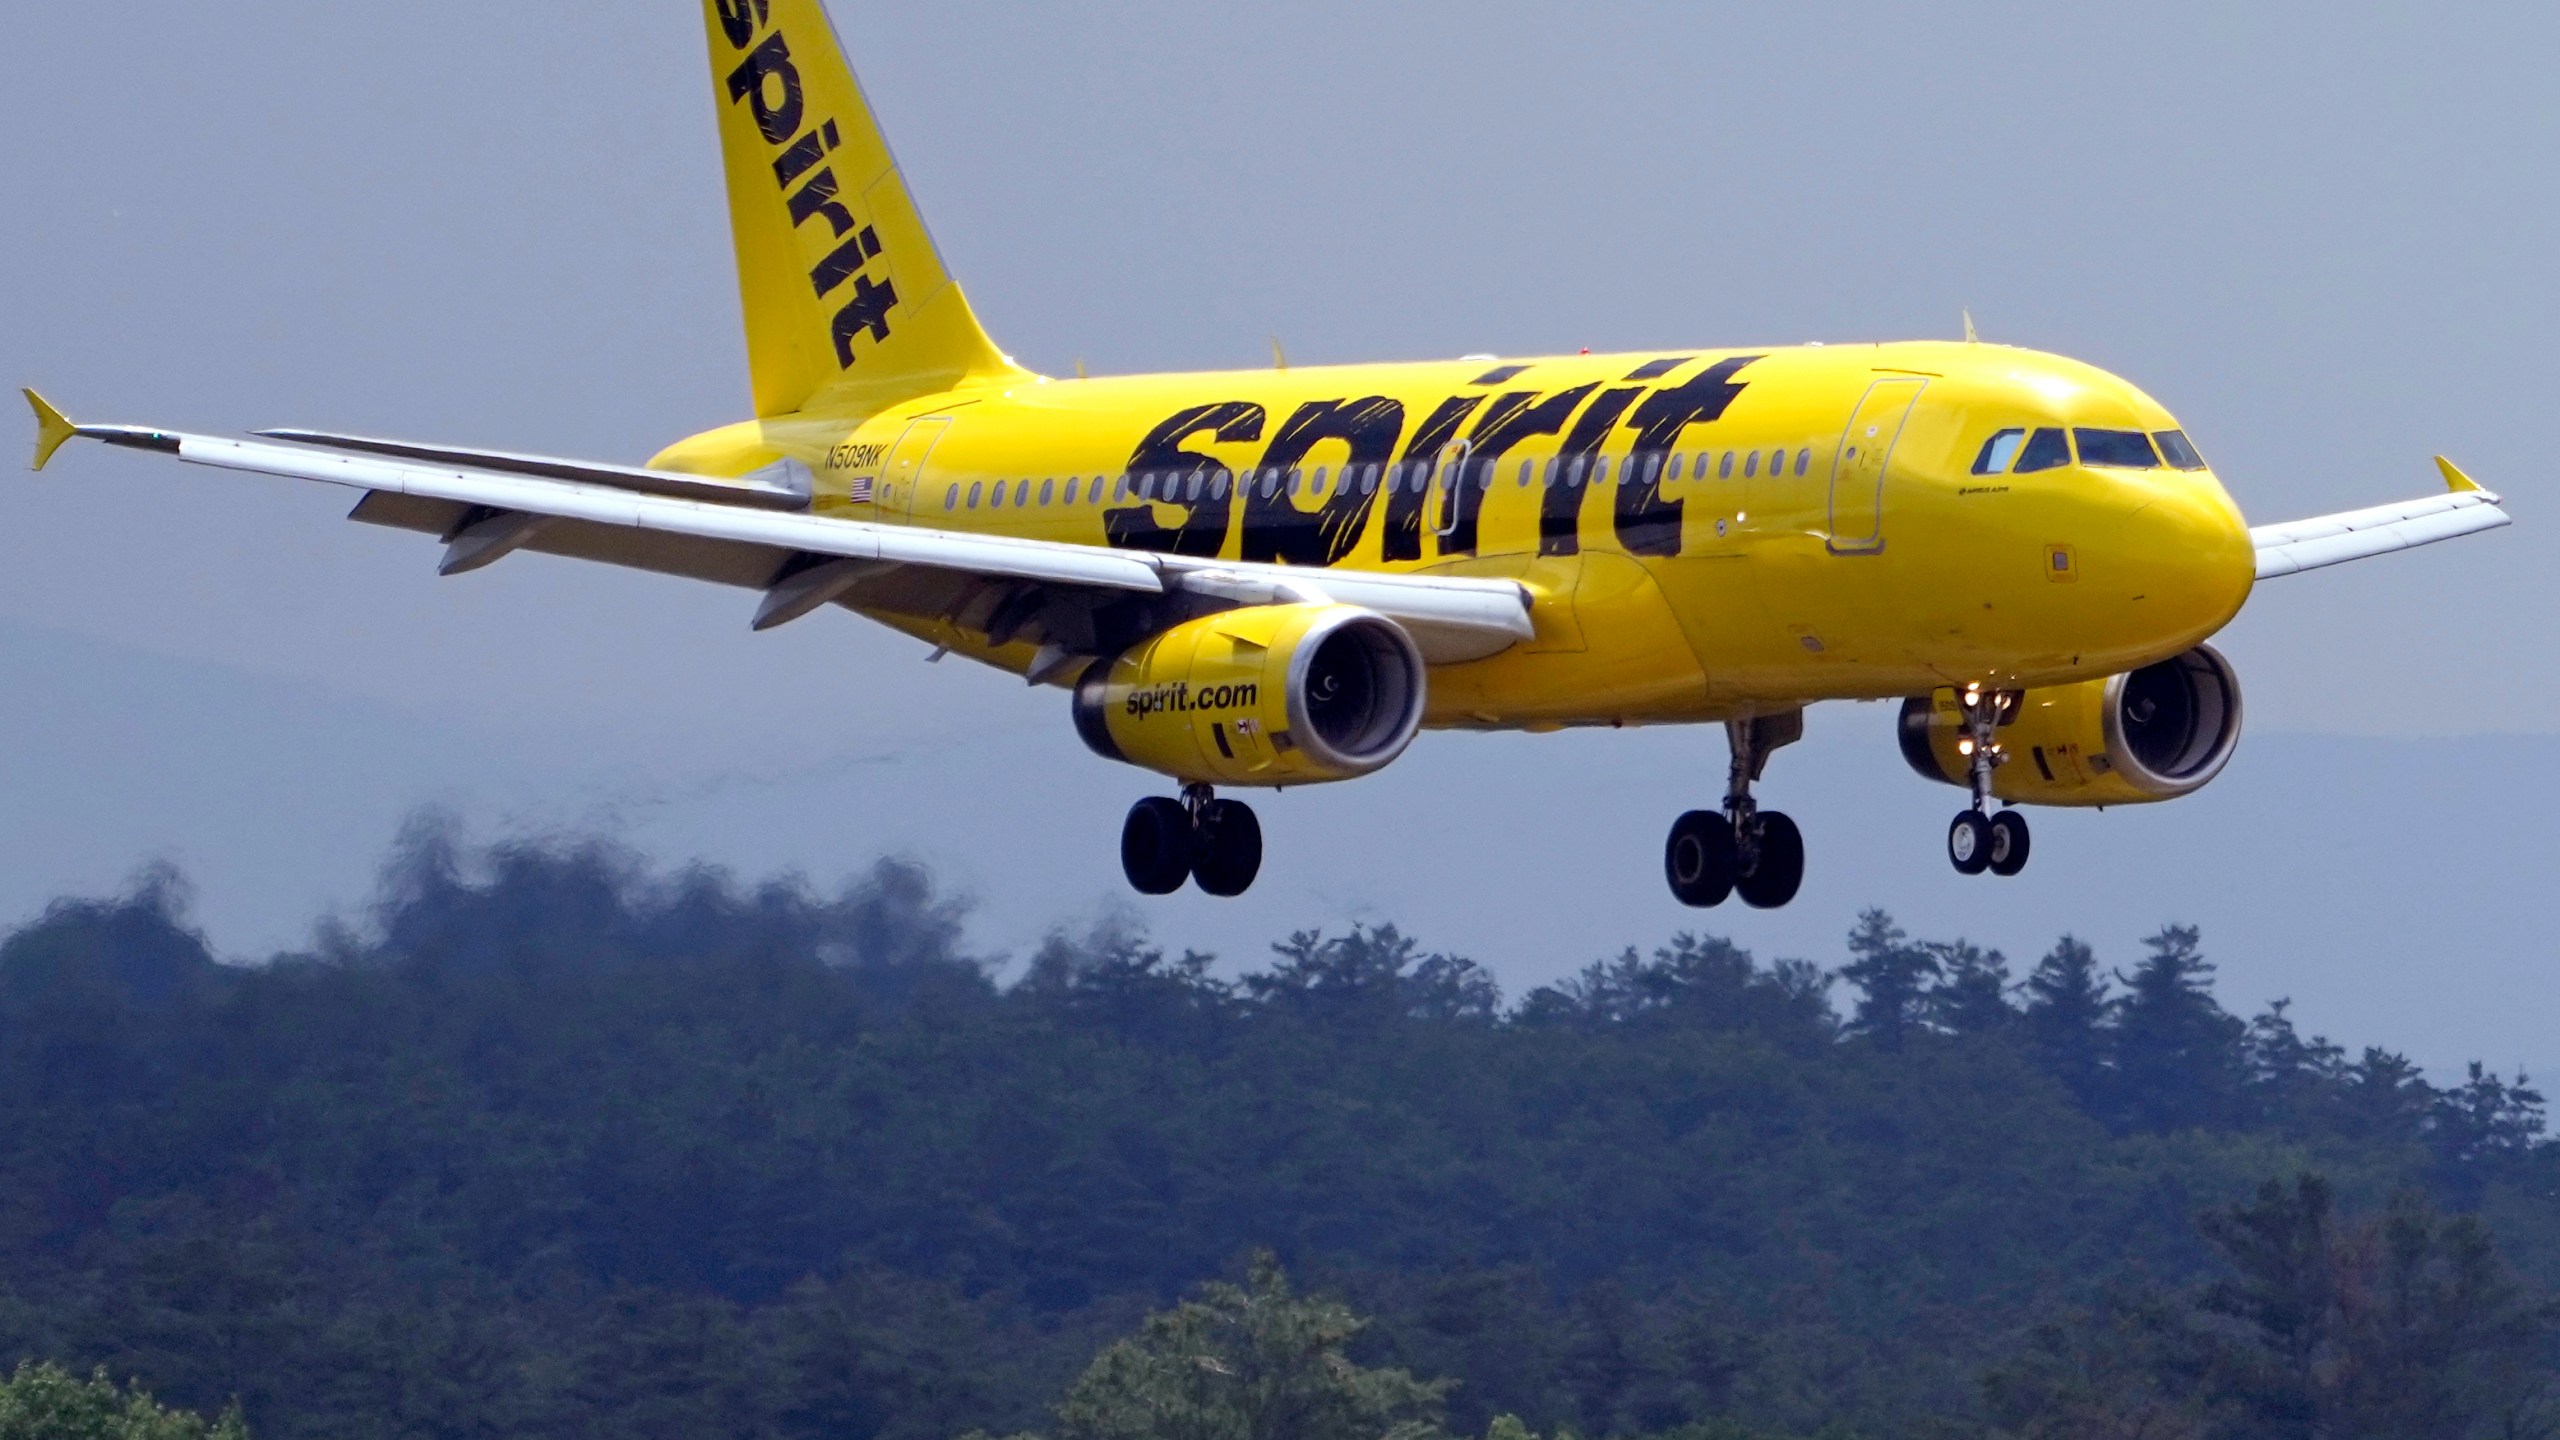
1827, 378, 1927, 555
881, 416, 954, 523
1432, 438, 1476, 542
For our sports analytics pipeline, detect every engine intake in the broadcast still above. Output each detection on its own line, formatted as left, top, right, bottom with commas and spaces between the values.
1075, 603, 1426, 786
1899, 644, 2243, 807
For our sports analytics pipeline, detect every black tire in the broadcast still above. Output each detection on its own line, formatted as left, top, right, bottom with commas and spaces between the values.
1192, 799, 1264, 898
1735, 811, 1805, 909
1665, 809, 1737, 908
1947, 811, 1992, 875
1120, 797, 1193, 895
1987, 810, 2031, 877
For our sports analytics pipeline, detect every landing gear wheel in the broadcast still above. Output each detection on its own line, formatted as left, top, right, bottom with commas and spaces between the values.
1734, 811, 1806, 910
1665, 810, 1738, 908
1948, 811, 1992, 876
1191, 799, 1264, 898
1121, 797, 1193, 895
1986, 810, 2031, 877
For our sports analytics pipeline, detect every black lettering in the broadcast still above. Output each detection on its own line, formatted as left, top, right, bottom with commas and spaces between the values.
1435, 384, 1593, 558
1240, 397, 1406, 566
1618, 357, 1759, 557
1541, 387, 1644, 556
1104, 402, 1265, 558
785, 168, 859, 238
714, 0, 770, 49
809, 226, 882, 298
725, 33, 805, 145
1625, 356, 1693, 381
771, 119, 846, 188
1383, 397, 1481, 563
828, 274, 899, 365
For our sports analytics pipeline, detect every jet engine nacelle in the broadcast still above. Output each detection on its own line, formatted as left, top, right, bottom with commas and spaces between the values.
1074, 603, 1426, 787
1899, 644, 2243, 807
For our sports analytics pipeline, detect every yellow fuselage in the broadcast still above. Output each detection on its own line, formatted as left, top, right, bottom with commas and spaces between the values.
655, 340, 2256, 729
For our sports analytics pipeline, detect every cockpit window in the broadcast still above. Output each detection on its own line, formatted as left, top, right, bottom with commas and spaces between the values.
1972, 428, 2026, 475
2014, 427, 2072, 473
2153, 429, 2208, 471
2075, 429, 2161, 468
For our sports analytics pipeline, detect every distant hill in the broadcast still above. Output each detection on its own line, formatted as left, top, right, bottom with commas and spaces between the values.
0, 838, 2548, 1438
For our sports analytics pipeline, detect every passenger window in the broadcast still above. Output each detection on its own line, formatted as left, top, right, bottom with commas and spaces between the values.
1181, 472, 1200, 502
1312, 466, 1329, 496
1360, 464, 1379, 495
1795, 447, 1811, 476
2154, 430, 2209, 470
1595, 456, 1614, 484
943, 484, 958, 510
1718, 451, 1735, 479
1285, 468, 1302, 497
1039, 478, 1054, 506
1972, 428, 2026, 475
2014, 428, 2072, 473
1745, 451, 1760, 479
1211, 472, 1230, 500
2075, 429, 2160, 469
1111, 475, 1127, 501
967, 482, 983, 508
991, 480, 1007, 508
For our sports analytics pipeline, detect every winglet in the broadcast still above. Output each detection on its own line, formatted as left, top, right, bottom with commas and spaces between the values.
23, 389, 75, 472
2435, 455, 2485, 494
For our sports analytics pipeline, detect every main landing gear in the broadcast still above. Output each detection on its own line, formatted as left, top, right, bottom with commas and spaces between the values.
1122, 784, 1264, 898
1946, 686, 2031, 878
1665, 711, 1807, 910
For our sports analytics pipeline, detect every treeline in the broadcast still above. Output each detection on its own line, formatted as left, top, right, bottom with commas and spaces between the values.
0, 824, 2551, 1438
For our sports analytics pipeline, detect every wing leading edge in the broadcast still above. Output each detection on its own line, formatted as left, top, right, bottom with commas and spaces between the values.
2250, 458, 2512, 579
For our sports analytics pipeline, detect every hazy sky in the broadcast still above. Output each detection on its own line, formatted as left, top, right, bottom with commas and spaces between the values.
2, 4, 2552, 1072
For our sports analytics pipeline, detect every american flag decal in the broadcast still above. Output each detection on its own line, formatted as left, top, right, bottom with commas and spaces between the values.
849, 476, 874, 503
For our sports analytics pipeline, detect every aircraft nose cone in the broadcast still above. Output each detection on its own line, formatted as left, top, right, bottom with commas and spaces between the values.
2133, 476, 2255, 640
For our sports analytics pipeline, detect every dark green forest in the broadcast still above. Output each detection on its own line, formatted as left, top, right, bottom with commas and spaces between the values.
1, 823, 2553, 1438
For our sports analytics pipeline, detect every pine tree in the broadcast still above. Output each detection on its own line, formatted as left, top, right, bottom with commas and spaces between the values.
2110, 926, 2246, 1133
1839, 910, 1938, 1051
2021, 936, 2112, 1113
1926, 940, 2015, 1036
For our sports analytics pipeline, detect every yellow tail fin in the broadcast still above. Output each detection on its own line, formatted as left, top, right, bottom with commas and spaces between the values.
704, 0, 1023, 419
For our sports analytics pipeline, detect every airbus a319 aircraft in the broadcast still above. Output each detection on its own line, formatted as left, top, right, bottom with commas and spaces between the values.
24, 2, 2513, 907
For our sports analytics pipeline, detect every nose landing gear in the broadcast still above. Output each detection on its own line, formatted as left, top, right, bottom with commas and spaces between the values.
1946, 685, 2032, 878
1120, 784, 1264, 898
1665, 711, 1807, 910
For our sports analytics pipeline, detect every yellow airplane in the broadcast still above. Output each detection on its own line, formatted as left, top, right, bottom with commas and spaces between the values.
22, 1, 2512, 907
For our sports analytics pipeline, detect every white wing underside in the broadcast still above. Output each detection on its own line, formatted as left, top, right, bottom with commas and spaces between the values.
2251, 488, 2510, 579
70, 425, 1536, 668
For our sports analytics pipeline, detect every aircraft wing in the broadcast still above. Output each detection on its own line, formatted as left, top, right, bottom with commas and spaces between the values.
2250, 457, 2511, 580
22, 394, 1534, 668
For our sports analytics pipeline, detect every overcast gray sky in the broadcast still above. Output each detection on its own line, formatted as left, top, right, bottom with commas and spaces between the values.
1, 3, 2552, 1073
